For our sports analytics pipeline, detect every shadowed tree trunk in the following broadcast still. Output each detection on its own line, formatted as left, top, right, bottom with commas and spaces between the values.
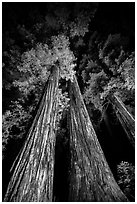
68, 75, 128, 202
109, 93, 135, 148
4, 66, 59, 202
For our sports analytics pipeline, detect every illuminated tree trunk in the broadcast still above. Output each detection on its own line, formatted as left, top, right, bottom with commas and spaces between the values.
4, 67, 59, 202
110, 93, 135, 148
68, 75, 128, 202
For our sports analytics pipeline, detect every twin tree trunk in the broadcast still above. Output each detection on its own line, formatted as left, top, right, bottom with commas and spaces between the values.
68, 76, 128, 201
4, 72, 128, 201
110, 93, 135, 148
4, 67, 59, 202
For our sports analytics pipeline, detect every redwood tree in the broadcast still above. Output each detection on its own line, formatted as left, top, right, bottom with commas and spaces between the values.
3, 32, 76, 201
4, 66, 60, 202
68, 75, 128, 202
109, 93, 135, 148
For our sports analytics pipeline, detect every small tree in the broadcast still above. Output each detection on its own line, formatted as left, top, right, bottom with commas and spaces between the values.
117, 161, 135, 201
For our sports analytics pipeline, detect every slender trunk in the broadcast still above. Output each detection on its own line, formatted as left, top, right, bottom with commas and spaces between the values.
109, 93, 135, 148
4, 66, 60, 202
68, 75, 128, 202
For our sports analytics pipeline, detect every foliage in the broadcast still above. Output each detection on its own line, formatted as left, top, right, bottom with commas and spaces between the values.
99, 34, 127, 61
17, 24, 36, 47
12, 34, 76, 101
52, 35, 76, 81
71, 3, 97, 37
45, 3, 71, 32
2, 100, 33, 157
56, 89, 70, 129
13, 43, 52, 100
118, 52, 135, 91
83, 70, 109, 110
100, 52, 135, 114
44, 3, 97, 38
117, 161, 135, 201
70, 13, 91, 37
82, 32, 135, 115
2, 43, 21, 91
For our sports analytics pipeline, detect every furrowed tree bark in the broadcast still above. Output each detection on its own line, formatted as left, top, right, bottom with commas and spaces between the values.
109, 93, 135, 148
4, 66, 59, 202
68, 75, 128, 202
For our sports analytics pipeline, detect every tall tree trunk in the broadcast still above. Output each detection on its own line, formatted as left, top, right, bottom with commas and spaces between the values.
109, 93, 135, 148
4, 67, 60, 202
68, 75, 128, 202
